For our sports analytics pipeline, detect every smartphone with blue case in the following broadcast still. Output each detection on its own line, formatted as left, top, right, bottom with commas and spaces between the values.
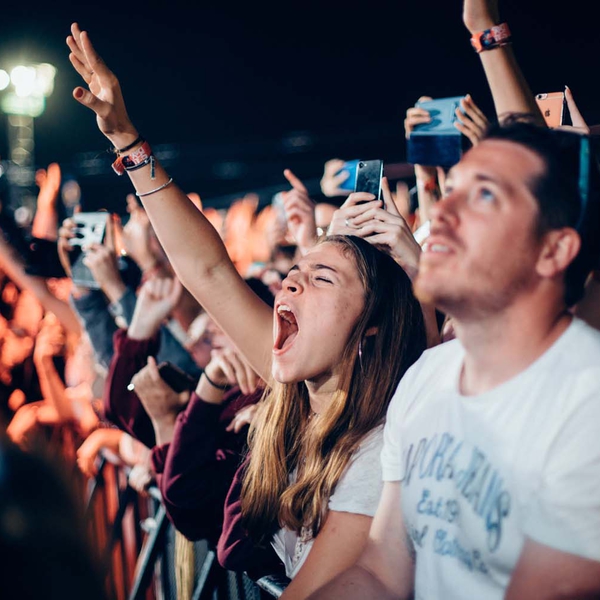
407, 96, 466, 168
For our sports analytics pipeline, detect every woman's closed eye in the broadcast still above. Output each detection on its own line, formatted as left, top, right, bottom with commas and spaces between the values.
315, 276, 333, 284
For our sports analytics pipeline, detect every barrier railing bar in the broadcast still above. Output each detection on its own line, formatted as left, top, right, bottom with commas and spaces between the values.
127, 503, 171, 600
256, 574, 290, 598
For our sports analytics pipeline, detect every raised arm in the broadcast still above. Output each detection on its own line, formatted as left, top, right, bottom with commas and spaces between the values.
66, 23, 273, 381
463, 0, 544, 124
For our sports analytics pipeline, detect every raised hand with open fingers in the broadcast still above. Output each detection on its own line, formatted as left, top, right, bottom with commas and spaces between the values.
66, 23, 138, 146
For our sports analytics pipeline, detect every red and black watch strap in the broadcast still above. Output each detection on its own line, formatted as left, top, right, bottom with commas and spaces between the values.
470, 23, 512, 53
112, 141, 153, 175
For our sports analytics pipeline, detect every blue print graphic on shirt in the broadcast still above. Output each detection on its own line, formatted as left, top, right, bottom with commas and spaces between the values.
402, 432, 511, 556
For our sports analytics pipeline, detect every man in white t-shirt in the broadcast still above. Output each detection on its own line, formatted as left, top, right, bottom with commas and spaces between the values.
310, 38, 600, 600
311, 119, 600, 597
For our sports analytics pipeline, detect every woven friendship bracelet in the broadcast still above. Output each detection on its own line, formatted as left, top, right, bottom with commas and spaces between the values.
112, 141, 155, 178
470, 23, 512, 53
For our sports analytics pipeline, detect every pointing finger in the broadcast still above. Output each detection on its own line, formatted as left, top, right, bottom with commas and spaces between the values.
283, 169, 308, 193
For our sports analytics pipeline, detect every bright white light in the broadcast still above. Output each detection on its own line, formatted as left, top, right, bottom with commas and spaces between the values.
11, 65, 36, 98
34, 63, 56, 96
0, 70, 9, 91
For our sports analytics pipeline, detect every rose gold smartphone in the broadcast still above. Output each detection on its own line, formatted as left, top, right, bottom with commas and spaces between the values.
535, 92, 566, 128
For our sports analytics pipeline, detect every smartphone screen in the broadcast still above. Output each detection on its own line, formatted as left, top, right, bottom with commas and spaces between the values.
535, 92, 565, 128
68, 212, 109, 248
354, 160, 383, 202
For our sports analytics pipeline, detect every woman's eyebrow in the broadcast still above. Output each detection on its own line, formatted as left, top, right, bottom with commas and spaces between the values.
310, 263, 338, 273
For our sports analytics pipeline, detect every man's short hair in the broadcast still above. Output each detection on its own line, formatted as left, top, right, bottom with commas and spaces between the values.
484, 118, 600, 306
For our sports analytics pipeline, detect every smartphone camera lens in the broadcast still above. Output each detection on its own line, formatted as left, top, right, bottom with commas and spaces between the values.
359, 161, 366, 168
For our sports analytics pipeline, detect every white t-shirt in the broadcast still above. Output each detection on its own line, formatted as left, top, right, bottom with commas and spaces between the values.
381, 318, 600, 600
271, 426, 384, 578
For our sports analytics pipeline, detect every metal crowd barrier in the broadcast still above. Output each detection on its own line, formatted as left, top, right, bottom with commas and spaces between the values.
86, 452, 290, 600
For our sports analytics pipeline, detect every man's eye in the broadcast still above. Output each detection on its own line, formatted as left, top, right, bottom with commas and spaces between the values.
441, 186, 453, 199
479, 188, 495, 202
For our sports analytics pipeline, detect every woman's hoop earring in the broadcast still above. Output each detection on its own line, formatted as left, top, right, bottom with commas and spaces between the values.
358, 338, 364, 372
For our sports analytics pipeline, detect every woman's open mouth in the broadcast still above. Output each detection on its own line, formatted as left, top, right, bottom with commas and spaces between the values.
273, 304, 299, 354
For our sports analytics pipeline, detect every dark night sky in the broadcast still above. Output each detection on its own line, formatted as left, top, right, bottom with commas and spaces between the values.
0, 1, 598, 210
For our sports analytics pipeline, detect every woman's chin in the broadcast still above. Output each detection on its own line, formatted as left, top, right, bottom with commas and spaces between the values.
271, 363, 298, 385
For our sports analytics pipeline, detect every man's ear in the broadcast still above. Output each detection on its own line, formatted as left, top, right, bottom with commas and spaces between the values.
365, 326, 378, 337
536, 228, 581, 278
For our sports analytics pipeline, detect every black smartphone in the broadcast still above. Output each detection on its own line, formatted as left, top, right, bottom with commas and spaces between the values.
157, 361, 198, 393
354, 160, 384, 202
25, 238, 68, 278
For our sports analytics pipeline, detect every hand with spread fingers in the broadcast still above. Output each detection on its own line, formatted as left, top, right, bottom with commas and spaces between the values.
66, 22, 138, 147
281, 169, 318, 254
320, 159, 352, 198
329, 178, 421, 280
454, 94, 490, 146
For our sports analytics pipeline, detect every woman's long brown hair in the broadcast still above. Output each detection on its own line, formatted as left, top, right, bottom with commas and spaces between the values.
241, 236, 427, 544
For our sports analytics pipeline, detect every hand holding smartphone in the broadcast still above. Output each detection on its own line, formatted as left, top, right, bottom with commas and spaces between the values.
157, 362, 198, 393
